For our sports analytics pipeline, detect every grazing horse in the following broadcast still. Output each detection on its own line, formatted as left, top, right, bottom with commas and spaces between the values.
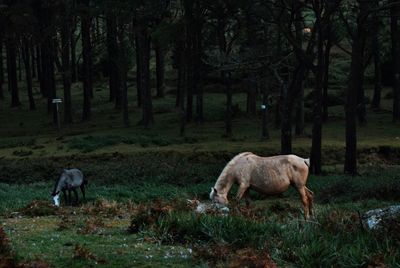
51, 169, 87, 206
209, 152, 314, 219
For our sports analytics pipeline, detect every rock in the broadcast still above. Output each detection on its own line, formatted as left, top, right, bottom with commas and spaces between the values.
187, 199, 229, 215
361, 205, 400, 230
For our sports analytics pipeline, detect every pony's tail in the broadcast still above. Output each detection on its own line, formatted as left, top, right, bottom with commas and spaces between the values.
304, 158, 310, 167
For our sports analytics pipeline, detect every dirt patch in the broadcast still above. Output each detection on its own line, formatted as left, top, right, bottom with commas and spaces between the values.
194, 244, 277, 268
321, 210, 361, 233
0, 226, 50, 268
73, 244, 106, 264
18, 200, 58, 217
128, 200, 174, 233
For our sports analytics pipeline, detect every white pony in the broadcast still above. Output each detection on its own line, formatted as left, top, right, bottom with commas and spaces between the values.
210, 152, 313, 219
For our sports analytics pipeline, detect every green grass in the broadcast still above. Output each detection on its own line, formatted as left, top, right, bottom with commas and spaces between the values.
1, 167, 400, 267
0, 76, 399, 161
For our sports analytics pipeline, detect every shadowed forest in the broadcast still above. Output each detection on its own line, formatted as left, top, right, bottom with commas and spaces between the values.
0, 0, 400, 267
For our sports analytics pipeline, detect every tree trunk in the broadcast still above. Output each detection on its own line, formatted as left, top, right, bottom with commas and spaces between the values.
179, 47, 186, 136
175, 38, 185, 110
71, 16, 78, 83
294, 1, 304, 135
155, 40, 165, 98
194, 23, 204, 123
281, 64, 306, 154
35, 46, 42, 85
322, 36, 332, 122
0, 37, 4, 100
117, 24, 129, 127
344, 1, 368, 175
6, 39, 20, 107
106, 14, 120, 106
295, 85, 304, 136
185, 30, 193, 123
246, 74, 257, 116
18, 48, 22, 82
81, 0, 92, 121
371, 24, 381, 109
390, 0, 400, 122
261, 90, 269, 140
137, 25, 153, 127
30, 45, 36, 79
22, 38, 35, 110
310, 7, 324, 175
135, 34, 142, 107
61, 5, 72, 124
223, 71, 232, 137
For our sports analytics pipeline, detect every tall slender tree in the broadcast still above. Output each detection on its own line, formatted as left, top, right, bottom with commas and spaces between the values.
21, 37, 35, 110
6, 37, 20, 107
61, 1, 72, 124
81, 0, 92, 121
344, 0, 369, 175
390, 0, 400, 122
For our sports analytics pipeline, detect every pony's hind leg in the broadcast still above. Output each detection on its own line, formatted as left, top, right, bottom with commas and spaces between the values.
297, 187, 310, 220
62, 189, 68, 205
72, 188, 79, 205
80, 184, 86, 200
305, 187, 314, 216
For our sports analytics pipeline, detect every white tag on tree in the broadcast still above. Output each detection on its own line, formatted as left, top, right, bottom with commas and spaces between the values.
261, 105, 267, 110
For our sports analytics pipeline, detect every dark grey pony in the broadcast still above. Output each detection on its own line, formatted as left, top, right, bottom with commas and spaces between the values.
51, 169, 87, 206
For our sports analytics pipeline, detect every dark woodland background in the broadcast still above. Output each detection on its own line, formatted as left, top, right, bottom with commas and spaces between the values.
0, 0, 399, 175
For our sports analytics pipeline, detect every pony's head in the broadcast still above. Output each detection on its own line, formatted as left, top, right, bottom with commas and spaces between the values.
209, 187, 228, 205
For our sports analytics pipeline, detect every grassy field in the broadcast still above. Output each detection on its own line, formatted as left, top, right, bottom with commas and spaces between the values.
1, 165, 400, 267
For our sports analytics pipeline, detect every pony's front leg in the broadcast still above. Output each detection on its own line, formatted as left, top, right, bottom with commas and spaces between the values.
72, 188, 79, 205
67, 190, 72, 206
236, 184, 250, 207
62, 189, 67, 206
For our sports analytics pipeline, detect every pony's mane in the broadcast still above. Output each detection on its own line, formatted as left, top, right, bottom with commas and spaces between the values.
214, 152, 253, 192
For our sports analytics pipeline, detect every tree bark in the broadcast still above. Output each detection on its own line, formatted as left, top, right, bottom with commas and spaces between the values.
30, 45, 36, 79
155, 40, 165, 98
22, 38, 35, 110
194, 22, 204, 123
310, 5, 324, 175
261, 90, 269, 140
71, 16, 78, 83
6, 39, 20, 107
179, 46, 186, 136
61, 5, 72, 124
224, 71, 232, 137
281, 64, 306, 154
294, 4, 304, 135
0, 36, 4, 100
116, 23, 129, 127
322, 35, 332, 122
246, 74, 257, 116
344, 1, 368, 175
135, 34, 142, 107
390, 0, 400, 122
106, 13, 120, 107
35, 46, 42, 85
371, 24, 381, 109
137, 24, 153, 127
81, 0, 92, 121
